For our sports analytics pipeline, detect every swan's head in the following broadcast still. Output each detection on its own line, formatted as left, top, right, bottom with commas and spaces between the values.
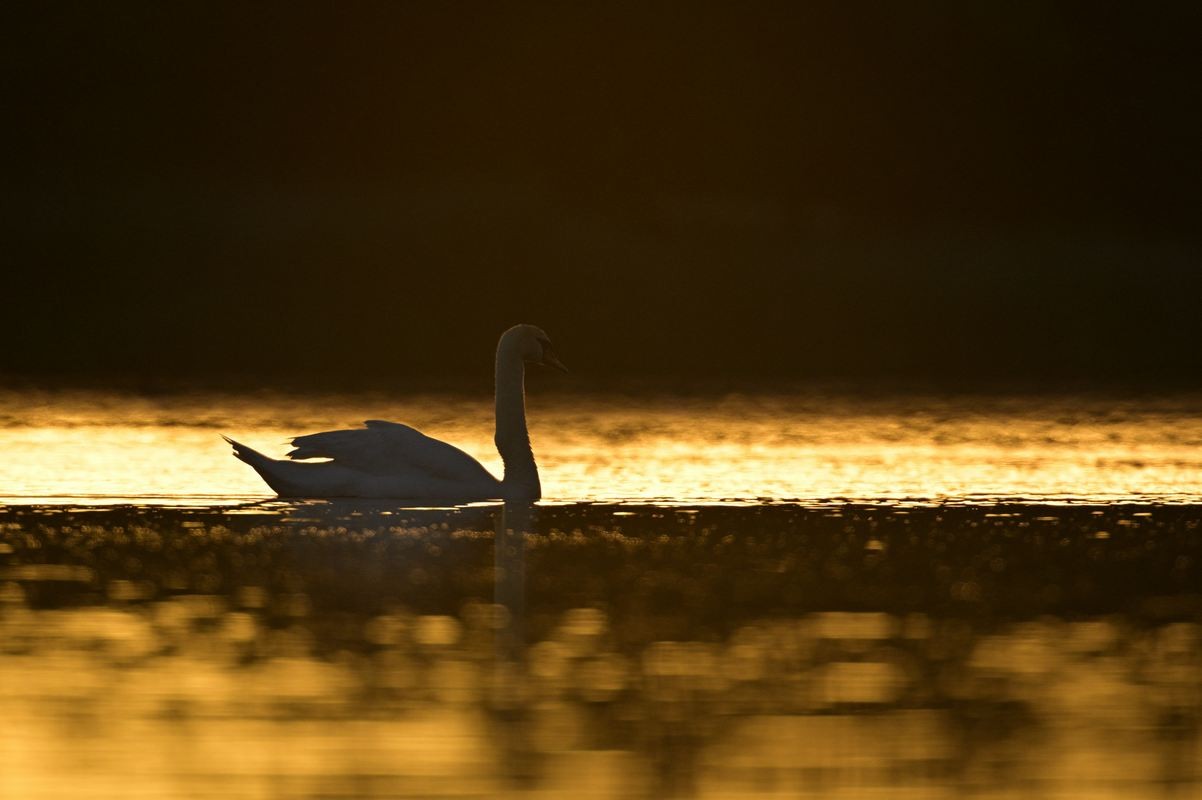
501, 324, 568, 372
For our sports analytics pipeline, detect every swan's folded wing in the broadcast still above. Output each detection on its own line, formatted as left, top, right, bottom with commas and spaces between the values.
287, 420, 496, 482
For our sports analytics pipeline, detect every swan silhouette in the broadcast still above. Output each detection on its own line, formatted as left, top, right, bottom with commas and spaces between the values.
223, 324, 565, 500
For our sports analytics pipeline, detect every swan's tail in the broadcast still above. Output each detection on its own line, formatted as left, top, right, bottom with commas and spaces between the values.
223, 435, 294, 496
222, 434, 268, 467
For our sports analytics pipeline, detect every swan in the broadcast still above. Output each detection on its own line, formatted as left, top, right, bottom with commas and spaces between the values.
223, 324, 565, 500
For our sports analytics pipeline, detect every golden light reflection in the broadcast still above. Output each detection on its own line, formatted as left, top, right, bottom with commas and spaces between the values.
0, 591, 1198, 798
2, 390, 1202, 504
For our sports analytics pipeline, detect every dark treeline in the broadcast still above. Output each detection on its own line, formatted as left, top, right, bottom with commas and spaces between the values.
5, 2, 1202, 388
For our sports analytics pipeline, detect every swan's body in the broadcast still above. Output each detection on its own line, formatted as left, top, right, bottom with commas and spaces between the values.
224, 324, 564, 501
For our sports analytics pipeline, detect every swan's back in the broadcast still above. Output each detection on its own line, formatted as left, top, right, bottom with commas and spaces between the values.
225, 420, 502, 499
288, 420, 496, 484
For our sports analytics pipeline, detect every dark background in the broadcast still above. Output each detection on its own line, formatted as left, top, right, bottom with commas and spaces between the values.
5, 2, 1201, 389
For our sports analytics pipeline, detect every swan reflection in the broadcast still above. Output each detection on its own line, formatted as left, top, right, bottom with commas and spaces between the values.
486, 502, 541, 784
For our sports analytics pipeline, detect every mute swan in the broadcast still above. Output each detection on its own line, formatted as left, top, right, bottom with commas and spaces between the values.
223, 324, 565, 500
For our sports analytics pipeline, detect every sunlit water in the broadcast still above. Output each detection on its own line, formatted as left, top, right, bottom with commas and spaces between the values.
3, 389, 1202, 504
1, 391, 1200, 797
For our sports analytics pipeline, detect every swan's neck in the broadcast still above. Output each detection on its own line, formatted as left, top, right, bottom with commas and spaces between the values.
495, 349, 540, 500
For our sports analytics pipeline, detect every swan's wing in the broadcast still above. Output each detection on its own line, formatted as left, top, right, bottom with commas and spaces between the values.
287, 420, 496, 482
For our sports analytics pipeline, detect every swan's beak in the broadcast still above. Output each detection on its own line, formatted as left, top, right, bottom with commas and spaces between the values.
539, 345, 568, 373
540, 352, 568, 373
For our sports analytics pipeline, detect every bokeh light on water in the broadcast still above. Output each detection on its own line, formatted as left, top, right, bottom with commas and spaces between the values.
0, 503, 1198, 798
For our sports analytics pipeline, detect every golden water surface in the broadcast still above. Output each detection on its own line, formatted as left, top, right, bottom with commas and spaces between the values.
2, 389, 1202, 503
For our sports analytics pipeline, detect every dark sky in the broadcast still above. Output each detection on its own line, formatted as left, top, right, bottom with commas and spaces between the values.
5, 2, 1202, 388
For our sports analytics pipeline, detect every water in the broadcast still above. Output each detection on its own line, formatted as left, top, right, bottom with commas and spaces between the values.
1, 390, 1200, 797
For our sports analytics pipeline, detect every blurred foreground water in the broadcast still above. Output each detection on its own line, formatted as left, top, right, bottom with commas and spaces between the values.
0, 502, 1199, 798
0, 391, 1200, 797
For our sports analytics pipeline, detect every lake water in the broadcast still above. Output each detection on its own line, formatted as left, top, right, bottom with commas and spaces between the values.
0, 390, 1200, 797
